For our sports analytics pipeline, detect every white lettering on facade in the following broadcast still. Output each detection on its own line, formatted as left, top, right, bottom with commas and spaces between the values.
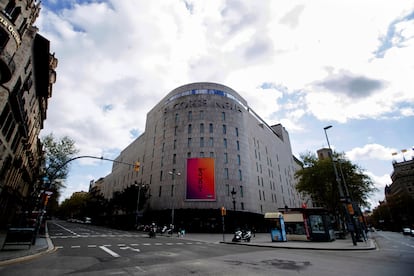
0, 15, 22, 45
165, 99, 242, 113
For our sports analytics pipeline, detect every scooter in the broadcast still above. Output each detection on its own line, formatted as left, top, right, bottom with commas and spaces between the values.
232, 229, 252, 242
149, 224, 157, 238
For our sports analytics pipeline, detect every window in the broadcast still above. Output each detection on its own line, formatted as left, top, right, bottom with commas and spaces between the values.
200, 152, 205, 157
175, 113, 179, 124
239, 186, 244, 197
188, 124, 192, 134
222, 124, 227, 134
174, 126, 178, 136
162, 142, 165, 152
209, 123, 213, 133
224, 153, 228, 163
209, 137, 214, 147
200, 123, 204, 133
187, 152, 191, 158
173, 139, 177, 149
200, 137, 204, 147
160, 171, 163, 181
236, 141, 240, 151
188, 111, 192, 121
171, 185, 174, 197
209, 152, 214, 158
241, 202, 245, 210
199, 110, 204, 119
239, 170, 242, 181
223, 138, 227, 148
222, 112, 226, 121
0, 29, 9, 51
173, 154, 176, 164
237, 154, 241, 165
235, 127, 239, 137
158, 186, 162, 197
224, 168, 229, 179
188, 138, 192, 147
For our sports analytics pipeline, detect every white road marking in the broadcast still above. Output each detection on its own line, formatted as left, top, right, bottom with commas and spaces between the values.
71, 245, 80, 248
88, 245, 97, 248
119, 246, 140, 252
99, 246, 120, 257
52, 222, 80, 236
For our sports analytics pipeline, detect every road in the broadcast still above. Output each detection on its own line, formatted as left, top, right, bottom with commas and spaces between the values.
0, 220, 413, 275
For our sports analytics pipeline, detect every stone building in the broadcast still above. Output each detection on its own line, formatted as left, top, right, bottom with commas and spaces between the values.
0, 1, 57, 227
103, 82, 308, 231
387, 158, 414, 200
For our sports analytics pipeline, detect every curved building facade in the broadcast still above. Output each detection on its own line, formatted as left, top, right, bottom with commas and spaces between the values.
103, 82, 305, 230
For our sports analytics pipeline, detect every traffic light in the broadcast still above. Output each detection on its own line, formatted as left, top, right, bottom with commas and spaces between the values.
221, 206, 226, 216
134, 161, 140, 172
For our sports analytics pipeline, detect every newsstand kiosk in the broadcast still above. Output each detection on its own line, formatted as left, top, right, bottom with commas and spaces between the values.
264, 212, 287, 242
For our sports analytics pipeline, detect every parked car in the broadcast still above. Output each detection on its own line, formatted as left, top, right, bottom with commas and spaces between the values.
402, 227, 411, 235
411, 229, 414, 237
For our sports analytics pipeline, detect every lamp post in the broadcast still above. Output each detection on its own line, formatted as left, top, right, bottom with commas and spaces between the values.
134, 181, 146, 228
324, 125, 357, 245
231, 187, 237, 211
168, 171, 181, 231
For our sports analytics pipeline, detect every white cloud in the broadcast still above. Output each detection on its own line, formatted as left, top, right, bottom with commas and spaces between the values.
346, 144, 399, 161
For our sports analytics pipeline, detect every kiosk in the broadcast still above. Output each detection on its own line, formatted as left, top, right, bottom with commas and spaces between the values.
264, 212, 287, 242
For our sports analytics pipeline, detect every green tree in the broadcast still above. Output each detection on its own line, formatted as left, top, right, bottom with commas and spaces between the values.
295, 151, 376, 213
42, 133, 79, 185
58, 192, 89, 220
40, 133, 78, 215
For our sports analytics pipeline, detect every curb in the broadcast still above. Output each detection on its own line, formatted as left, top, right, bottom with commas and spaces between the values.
220, 239, 377, 251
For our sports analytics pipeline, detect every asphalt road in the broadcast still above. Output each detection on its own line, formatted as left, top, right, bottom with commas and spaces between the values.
0, 221, 413, 275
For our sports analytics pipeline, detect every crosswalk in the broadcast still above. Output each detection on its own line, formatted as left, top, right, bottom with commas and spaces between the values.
50, 233, 149, 239
54, 241, 205, 249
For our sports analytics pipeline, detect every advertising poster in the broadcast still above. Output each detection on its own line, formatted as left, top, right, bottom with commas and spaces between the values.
186, 158, 215, 200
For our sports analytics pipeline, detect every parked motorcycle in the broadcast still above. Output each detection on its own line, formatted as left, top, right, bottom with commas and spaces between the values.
149, 223, 157, 238
232, 229, 252, 242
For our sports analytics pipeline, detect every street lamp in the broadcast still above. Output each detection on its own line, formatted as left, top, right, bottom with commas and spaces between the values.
231, 187, 237, 211
134, 181, 146, 228
323, 125, 357, 246
168, 171, 181, 230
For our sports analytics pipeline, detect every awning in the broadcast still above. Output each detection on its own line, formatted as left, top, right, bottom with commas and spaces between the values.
264, 212, 284, 219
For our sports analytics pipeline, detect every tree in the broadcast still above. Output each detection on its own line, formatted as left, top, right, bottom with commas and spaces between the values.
42, 133, 79, 185
40, 133, 78, 214
295, 151, 376, 214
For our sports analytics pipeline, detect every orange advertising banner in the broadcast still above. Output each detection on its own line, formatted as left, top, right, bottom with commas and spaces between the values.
186, 158, 215, 201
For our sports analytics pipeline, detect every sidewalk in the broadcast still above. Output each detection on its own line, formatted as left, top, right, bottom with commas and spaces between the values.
0, 230, 54, 266
179, 232, 377, 251
0, 231, 376, 266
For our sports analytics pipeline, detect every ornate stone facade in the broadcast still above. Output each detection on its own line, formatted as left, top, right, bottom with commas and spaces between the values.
0, 1, 57, 227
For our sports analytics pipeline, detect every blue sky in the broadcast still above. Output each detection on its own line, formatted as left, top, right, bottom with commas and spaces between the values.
37, 0, 414, 209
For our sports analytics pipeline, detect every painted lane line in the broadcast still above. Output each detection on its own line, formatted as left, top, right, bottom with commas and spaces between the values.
51, 222, 80, 236
117, 244, 126, 246
130, 243, 139, 246
88, 245, 97, 248
120, 246, 140, 252
71, 245, 81, 248
99, 246, 120, 258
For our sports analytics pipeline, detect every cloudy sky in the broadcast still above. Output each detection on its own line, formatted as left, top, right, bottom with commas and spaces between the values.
37, 0, 414, 209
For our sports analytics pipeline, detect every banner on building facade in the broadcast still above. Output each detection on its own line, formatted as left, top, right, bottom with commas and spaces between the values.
186, 158, 215, 201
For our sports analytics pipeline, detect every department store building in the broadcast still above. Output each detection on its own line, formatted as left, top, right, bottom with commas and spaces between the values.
103, 82, 308, 231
